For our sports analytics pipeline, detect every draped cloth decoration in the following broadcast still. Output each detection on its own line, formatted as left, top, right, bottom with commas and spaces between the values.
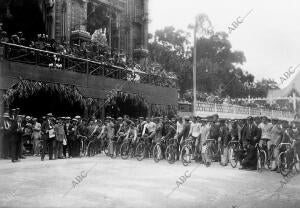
3, 79, 86, 108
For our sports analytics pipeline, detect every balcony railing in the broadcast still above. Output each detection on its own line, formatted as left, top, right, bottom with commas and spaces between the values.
178, 102, 295, 120
0, 42, 177, 88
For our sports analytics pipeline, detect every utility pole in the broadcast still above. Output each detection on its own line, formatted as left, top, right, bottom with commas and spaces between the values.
193, 16, 197, 116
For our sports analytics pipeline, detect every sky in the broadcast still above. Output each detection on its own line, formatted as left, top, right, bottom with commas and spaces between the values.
149, 0, 300, 89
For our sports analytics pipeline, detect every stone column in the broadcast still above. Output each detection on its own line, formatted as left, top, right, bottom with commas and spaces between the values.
143, 0, 148, 49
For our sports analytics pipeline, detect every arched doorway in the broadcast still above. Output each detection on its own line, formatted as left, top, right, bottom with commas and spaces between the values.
3, 80, 85, 118
105, 91, 148, 118
1, 0, 45, 39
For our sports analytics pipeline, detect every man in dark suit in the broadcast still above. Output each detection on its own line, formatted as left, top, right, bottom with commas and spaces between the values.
41, 113, 55, 160
241, 116, 261, 146
1, 113, 11, 159
10, 111, 22, 162
240, 139, 257, 170
178, 117, 191, 148
239, 116, 261, 170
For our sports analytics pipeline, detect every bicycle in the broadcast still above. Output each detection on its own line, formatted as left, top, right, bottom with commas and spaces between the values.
77, 135, 88, 157
106, 135, 124, 159
165, 138, 179, 164
85, 136, 100, 157
153, 137, 168, 163
180, 137, 196, 166
266, 144, 276, 170
255, 143, 267, 172
203, 139, 221, 166
228, 140, 242, 168
135, 137, 155, 161
120, 138, 136, 160
278, 140, 300, 177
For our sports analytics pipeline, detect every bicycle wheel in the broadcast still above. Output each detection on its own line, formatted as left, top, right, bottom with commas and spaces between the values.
108, 141, 117, 159
229, 146, 237, 168
165, 144, 176, 164
295, 153, 300, 173
148, 143, 155, 158
279, 152, 290, 177
153, 144, 162, 163
257, 150, 266, 172
135, 142, 146, 161
181, 145, 191, 166
88, 144, 96, 157
103, 140, 109, 156
120, 142, 130, 160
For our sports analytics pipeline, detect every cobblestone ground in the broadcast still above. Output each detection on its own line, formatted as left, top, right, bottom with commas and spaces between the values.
0, 155, 299, 208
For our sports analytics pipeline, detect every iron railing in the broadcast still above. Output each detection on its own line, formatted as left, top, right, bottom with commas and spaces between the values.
0, 42, 177, 88
178, 102, 294, 120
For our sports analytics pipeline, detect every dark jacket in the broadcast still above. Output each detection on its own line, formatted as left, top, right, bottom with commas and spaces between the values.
41, 119, 53, 140
178, 122, 190, 139
241, 123, 261, 145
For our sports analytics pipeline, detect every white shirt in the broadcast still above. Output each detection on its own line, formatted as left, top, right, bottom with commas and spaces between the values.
258, 122, 273, 139
142, 122, 156, 135
189, 122, 201, 137
176, 121, 184, 134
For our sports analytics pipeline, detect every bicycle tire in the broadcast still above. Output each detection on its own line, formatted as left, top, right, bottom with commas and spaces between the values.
165, 144, 176, 164
148, 143, 155, 158
88, 144, 96, 157
153, 143, 162, 163
257, 150, 266, 172
107, 141, 117, 159
120, 142, 130, 160
181, 145, 191, 166
279, 152, 290, 177
229, 147, 237, 168
295, 153, 300, 173
103, 140, 109, 156
135, 142, 146, 161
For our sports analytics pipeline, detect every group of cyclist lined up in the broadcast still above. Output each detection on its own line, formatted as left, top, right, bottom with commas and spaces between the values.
81, 114, 299, 176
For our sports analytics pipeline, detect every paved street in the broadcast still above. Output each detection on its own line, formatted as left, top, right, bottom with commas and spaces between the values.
0, 155, 299, 208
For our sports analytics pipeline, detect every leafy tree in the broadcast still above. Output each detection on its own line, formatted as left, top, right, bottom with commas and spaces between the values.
149, 20, 274, 100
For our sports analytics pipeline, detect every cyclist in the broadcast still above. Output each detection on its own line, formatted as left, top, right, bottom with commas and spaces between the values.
124, 120, 138, 145
141, 117, 157, 146
178, 117, 191, 148
292, 122, 300, 157
207, 114, 221, 162
176, 117, 184, 135
277, 120, 294, 170
114, 117, 123, 136
239, 139, 257, 170
219, 119, 230, 166
188, 116, 201, 159
270, 118, 282, 171
258, 116, 273, 158
200, 118, 211, 164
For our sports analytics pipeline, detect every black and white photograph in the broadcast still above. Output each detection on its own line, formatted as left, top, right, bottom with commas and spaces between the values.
0, 0, 300, 207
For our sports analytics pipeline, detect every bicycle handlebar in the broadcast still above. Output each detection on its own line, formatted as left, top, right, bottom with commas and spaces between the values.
279, 143, 292, 147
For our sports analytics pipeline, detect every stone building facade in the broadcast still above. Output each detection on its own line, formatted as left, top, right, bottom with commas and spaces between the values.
43, 0, 148, 56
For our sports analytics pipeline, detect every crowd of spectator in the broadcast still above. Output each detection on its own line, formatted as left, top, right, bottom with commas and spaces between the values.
0, 31, 176, 88
179, 93, 294, 112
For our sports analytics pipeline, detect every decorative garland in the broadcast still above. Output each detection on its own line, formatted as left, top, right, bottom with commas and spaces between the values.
3, 79, 86, 108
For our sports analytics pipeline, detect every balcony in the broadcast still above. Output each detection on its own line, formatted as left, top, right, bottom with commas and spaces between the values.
0, 42, 176, 88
